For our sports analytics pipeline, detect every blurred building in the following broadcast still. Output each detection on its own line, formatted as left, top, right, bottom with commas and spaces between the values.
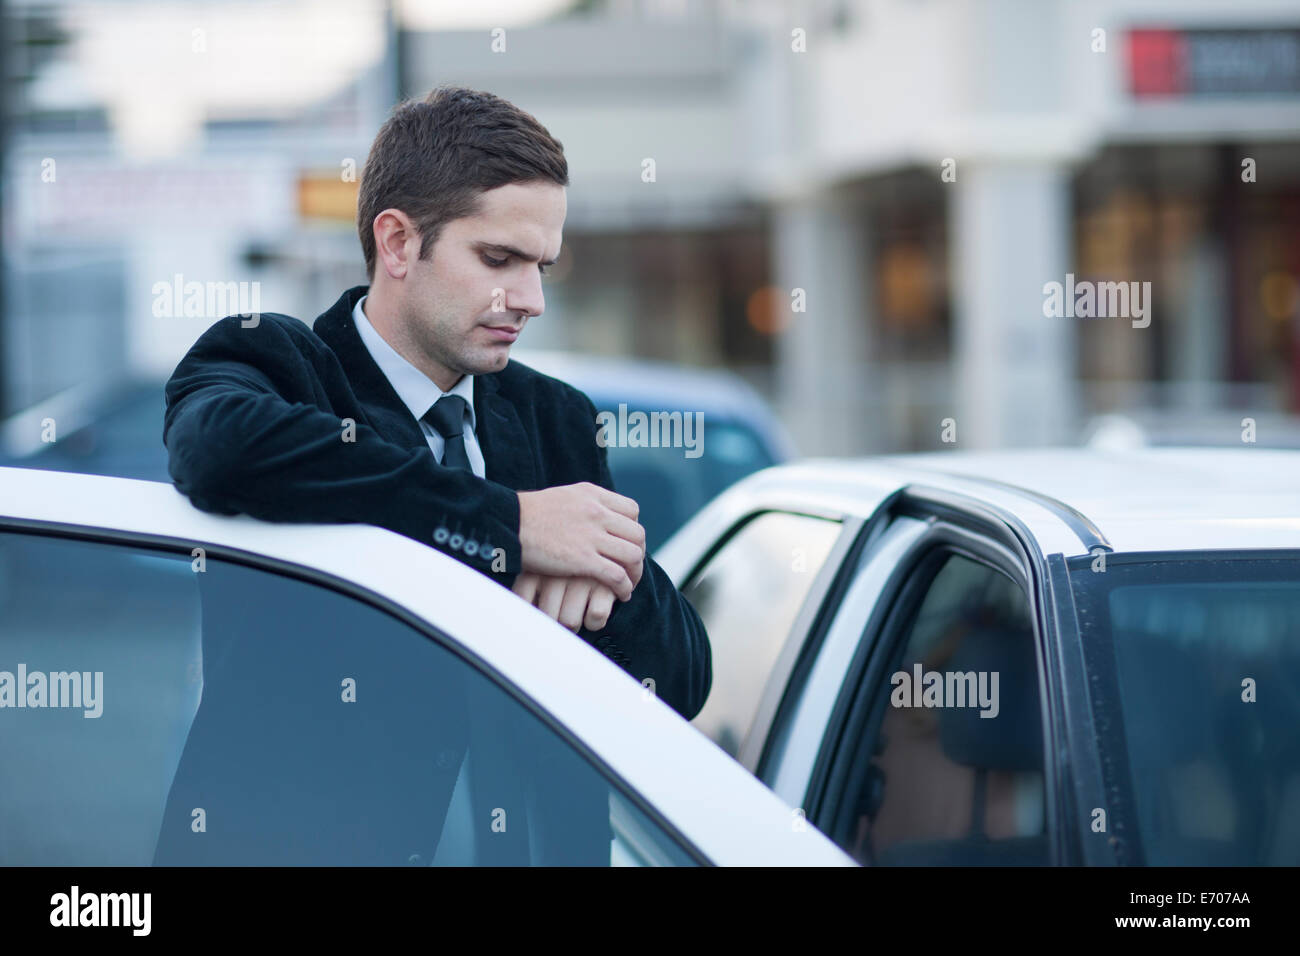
2, 0, 396, 410
3, 0, 1299, 455
750, 0, 1300, 453
398, 7, 776, 383
402, 0, 1300, 453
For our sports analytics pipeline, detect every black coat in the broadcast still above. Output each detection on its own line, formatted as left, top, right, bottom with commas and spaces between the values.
163, 284, 711, 721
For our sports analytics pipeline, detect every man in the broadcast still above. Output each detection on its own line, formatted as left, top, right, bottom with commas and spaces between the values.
163, 86, 710, 721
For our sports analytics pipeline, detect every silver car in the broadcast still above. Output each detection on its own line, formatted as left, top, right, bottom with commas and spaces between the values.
655, 447, 1300, 866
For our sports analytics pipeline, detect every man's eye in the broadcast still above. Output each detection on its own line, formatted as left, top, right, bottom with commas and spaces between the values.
483, 253, 548, 276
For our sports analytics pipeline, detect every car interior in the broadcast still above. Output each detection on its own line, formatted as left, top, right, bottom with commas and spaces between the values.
1104, 578, 1300, 866
832, 551, 1049, 866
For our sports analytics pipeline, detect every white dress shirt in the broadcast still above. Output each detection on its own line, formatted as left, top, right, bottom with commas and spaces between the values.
352, 295, 487, 478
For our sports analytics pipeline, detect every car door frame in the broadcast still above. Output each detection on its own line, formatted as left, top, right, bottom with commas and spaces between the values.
758, 485, 1084, 865
674, 504, 874, 773
658, 471, 908, 776
1043, 550, 1119, 866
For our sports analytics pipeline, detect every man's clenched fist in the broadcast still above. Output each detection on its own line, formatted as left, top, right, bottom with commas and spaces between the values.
516, 482, 645, 601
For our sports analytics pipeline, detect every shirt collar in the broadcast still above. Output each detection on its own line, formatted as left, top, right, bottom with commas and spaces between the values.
352, 294, 475, 430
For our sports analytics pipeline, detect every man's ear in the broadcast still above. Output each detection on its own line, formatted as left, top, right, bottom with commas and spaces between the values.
372, 208, 417, 280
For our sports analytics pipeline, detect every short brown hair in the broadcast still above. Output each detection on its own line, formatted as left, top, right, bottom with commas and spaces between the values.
356, 86, 569, 281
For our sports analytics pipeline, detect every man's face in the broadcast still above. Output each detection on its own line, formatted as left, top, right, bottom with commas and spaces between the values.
397, 180, 565, 389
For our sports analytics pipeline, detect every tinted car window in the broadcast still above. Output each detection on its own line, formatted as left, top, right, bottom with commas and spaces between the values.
836, 553, 1047, 865
1068, 553, 1300, 866
0, 531, 693, 866
682, 512, 841, 758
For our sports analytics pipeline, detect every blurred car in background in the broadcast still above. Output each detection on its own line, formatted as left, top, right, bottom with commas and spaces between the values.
654, 447, 1300, 866
512, 349, 794, 549
0, 350, 792, 550
0, 377, 169, 482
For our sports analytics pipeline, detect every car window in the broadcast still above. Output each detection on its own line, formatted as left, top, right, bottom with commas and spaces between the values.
681, 512, 842, 758
1067, 553, 1300, 865
830, 551, 1047, 865
0, 530, 694, 866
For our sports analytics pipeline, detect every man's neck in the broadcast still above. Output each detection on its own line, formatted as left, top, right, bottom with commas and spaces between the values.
362, 290, 463, 392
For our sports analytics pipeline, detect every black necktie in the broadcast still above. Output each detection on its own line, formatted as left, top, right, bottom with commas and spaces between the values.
422, 394, 473, 473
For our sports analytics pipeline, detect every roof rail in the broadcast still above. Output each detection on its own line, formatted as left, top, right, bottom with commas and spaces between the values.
941, 473, 1113, 553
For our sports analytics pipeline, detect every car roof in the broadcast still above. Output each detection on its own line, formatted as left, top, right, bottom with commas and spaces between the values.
0, 465, 851, 866
672, 448, 1300, 557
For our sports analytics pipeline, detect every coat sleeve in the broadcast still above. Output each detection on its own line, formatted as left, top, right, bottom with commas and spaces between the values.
574, 395, 713, 722
163, 314, 525, 587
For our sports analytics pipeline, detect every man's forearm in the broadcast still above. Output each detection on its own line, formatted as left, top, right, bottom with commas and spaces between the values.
164, 318, 523, 584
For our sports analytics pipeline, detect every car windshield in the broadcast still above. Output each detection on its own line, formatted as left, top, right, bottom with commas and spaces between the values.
1067, 552, 1300, 865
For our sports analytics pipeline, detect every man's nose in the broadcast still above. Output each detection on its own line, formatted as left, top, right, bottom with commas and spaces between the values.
507, 271, 545, 320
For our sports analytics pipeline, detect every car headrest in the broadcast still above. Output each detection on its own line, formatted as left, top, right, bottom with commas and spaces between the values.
938, 624, 1043, 772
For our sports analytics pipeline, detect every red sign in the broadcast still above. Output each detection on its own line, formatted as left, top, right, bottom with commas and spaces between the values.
1127, 29, 1187, 97
1128, 28, 1300, 98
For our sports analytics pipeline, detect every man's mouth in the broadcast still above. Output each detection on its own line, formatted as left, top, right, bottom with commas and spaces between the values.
483, 324, 520, 343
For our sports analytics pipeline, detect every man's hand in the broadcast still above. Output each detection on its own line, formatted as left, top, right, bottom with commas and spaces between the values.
517, 482, 645, 601
512, 572, 619, 632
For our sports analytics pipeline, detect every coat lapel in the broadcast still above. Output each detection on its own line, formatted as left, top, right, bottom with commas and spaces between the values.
313, 285, 540, 491
474, 374, 540, 491
313, 286, 426, 452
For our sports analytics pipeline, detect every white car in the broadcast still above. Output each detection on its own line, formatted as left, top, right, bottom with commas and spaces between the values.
0, 466, 853, 867
655, 447, 1300, 866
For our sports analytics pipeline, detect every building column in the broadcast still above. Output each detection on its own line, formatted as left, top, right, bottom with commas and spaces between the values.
772, 189, 877, 457
950, 161, 1076, 448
